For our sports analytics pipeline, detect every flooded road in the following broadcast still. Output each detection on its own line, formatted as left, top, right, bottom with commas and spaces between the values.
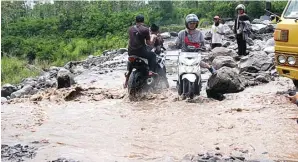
2, 37, 298, 162
2, 77, 298, 162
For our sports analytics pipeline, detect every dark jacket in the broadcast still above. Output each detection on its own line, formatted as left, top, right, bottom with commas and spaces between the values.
233, 14, 250, 34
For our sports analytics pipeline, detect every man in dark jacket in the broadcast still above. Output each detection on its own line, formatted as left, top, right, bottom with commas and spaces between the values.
234, 4, 250, 56
124, 15, 157, 88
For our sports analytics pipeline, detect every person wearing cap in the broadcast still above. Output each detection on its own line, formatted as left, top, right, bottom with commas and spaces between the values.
211, 15, 224, 49
234, 4, 250, 56
174, 14, 217, 75
124, 15, 157, 88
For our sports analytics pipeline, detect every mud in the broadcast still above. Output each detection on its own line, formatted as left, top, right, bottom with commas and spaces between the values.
2, 76, 298, 162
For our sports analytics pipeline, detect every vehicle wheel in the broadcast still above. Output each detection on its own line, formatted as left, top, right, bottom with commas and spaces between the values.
178, 81, 183, 95
194, 79, 202, 95
189, 82, 195, 99
128, 71, 142, 101
293, 79, 298, 88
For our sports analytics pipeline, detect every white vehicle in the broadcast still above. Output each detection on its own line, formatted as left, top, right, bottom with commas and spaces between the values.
176, 46, 203, 99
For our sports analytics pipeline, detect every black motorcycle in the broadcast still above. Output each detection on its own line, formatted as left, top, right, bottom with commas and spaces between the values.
127, 49, 169, 101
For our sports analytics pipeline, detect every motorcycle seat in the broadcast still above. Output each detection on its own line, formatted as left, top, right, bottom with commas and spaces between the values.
128, 55, 148, 64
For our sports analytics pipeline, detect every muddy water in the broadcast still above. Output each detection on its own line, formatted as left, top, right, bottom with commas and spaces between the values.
2, 77, 298, 162
2, 37, 298, 161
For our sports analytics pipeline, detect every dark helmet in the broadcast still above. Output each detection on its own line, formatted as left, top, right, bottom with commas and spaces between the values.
185, 14, 199, 29
136, 14, 144, 23
150, 23, 159, 32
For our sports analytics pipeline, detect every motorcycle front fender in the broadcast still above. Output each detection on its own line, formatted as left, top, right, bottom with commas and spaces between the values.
182, 74, 197, 83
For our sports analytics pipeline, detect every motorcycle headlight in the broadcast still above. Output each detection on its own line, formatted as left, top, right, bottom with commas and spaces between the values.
287, 56, 296, 65
277, 55, 286, 64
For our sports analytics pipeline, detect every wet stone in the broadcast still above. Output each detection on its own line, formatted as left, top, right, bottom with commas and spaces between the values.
49, 158, 80, 162
1, 144, 37, 162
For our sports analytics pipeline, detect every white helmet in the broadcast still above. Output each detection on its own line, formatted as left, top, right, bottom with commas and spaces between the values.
185, 14, 199, 29
235, 4, 245, 11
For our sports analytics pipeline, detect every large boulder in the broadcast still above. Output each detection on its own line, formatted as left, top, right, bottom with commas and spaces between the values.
10, 85, 33, 99
246, 37, 254, 46
160, 32, 171, 39
206, 67, 245, 100
57, 68, 75, 89
1, 84, 18, 98
209, 47, 238, 61
239, 51, 273, 73
170, 32, 178, 37
222, 24, 233, 35
117, 48, 128, 55
252, 24, 274, 34
265, 38, 275, 47
264, 46, 275, 54
212, 56, 237, 70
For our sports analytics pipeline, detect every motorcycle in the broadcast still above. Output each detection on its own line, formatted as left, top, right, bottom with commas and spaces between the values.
176, 46, 204, 100
126, 48, 169, 101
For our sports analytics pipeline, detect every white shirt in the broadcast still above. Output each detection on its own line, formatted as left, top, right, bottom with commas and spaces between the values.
211, 24, 224, 44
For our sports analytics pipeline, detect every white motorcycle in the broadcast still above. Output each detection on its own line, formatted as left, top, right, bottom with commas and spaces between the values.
176, 46, 204, 99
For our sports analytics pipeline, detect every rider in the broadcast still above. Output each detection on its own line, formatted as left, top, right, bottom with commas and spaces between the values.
175, 14, 217, 75
124, 15, 157, 88
149, 23, 165, 55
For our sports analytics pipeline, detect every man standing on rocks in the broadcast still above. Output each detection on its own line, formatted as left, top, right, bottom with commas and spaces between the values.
234, 4, 250, 56
211, 15, 224, 49
124, 15, 157, 88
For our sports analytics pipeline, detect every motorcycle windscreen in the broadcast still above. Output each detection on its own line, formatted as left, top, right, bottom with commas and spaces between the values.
179, 52, 201, 65
182, 74, 197, 82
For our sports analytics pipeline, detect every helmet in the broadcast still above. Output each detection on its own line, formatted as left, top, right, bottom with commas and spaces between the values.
235, 4, 245, 11
185, 14, 199, 29
136, 14, 144, 23
150, 23, 159, 32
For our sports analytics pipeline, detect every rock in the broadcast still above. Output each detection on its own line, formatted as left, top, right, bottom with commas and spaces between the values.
21, 77, 37, 87
170, 31, 178, 37
209, 47, 238, 62
222, 24, 233, 35
264, 46, 275, 54
160, 32, 171, 39
1, 144, 37, 162
57, 68, 75, 89
252, 19, 264, 24
247, 38, 254, 46
1, 97, 8, 103
252, 24, 274, 34
251, 44, 262, 51
49, 158, 80, 162
265, 38, 275, 47
239, 51, 273, 73
227, 34, 235, 39
222, 41, 231, 47
256, 74, 271, 83
225, 21, 235, 29
212, 56, 237, 70
10, 85, 33, 99
206, 67, 245, 100
1, 84, 18, 97
117, 48, 128, 54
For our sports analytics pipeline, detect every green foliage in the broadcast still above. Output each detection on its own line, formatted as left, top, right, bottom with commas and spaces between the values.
1, 1, 288, 84
1, 57, 41, 84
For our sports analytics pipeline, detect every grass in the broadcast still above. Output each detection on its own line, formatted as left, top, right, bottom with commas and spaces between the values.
1, 57, 41, 85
